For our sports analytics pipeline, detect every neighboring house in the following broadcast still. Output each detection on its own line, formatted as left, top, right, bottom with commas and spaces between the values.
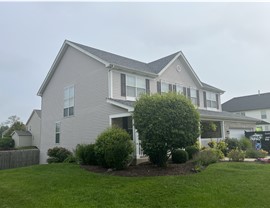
222, 92, 270, 132
37, 40, 258, 163
26, 109, 41, 148
11, 130, 32, 148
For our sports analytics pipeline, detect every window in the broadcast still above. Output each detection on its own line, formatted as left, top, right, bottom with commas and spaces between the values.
176, 84, 184, 94
161, 82, 169, 93
55, 122, 60, 144
265, 126, 269, 131
64, 86, 74, 117
206, 92, 217, 108
190, 89, 198, 105
126, 75, 146, 98
261, 111, 267, 119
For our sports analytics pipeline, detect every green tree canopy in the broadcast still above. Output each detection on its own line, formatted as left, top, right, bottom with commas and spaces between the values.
133, 93, 200, 167
3, 121, 26, 137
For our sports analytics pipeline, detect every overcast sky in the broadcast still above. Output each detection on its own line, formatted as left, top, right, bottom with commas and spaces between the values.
1, 2, 270, 123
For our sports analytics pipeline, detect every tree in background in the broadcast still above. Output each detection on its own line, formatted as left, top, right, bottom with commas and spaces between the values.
133, 93, 200, 167
1, 115, 26, 138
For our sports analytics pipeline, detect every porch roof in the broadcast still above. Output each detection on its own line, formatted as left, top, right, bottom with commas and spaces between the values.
107, 98, 259, 123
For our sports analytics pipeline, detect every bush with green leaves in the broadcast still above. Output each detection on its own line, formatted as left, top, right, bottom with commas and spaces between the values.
239, 137, 252, 151
225, 138, 240, 151
208, 140, 216, 148
216, 140, 228, 155
0, 137, 15, 150
75, 144, 97, 165
47, 147, 72, 163
193, 149, 219, 166
172, 149, 188, 164
133, 93, 200, 167
95, 127, 134, 170
228, 148, 245, 162
185, 145, 199, 160
245, 148, 268, 158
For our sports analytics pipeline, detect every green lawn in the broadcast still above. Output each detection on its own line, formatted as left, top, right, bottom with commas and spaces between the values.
0, 162, 269, 208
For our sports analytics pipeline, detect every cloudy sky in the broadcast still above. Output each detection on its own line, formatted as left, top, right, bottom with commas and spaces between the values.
1, 2, 270, 123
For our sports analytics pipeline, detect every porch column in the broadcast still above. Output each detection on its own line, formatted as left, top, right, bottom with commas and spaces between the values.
132, 118, 140, 158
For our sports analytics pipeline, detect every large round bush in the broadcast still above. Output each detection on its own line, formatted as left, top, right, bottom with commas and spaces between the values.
133, 93, 200, 167
47, 147, 72, 163
172, 149, 188, 164
95, 127, 134, 170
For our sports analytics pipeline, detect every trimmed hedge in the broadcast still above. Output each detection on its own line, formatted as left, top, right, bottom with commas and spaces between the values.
172, 149, 188, 164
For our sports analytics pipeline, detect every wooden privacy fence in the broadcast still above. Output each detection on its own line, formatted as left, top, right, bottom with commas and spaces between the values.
0, 149, 40, 170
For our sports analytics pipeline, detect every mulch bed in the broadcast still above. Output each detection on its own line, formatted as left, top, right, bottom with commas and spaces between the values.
81, 161, 196, 177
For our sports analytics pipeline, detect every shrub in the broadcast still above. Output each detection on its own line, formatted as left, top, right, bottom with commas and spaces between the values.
47, 147, 72, 163
133, 93, 200, 167
208, 140, 216, 148
228, 148, 245, 162
239, 137, 252, 151
216, 141, 228, 156
64, 154, 77, 163
75, 144, 97, 165
95, 127, 134, 170
193, 149, 219, 166
185, 145, 199, 160
246, 148, 268, 158
172, 149, 188, 164
211, 148, 225, 159
0, 137, 15, 150
225, 138, 240, 150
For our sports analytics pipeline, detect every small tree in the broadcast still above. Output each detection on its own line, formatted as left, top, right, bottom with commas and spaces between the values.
133, 93, 200, 167
3, 121, 26, 137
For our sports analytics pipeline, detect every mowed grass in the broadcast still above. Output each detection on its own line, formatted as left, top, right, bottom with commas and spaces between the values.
1, 162, 270, 208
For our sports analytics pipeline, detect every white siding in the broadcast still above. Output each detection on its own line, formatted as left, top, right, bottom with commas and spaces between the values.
27, 112, 41, 148
40, 46, 126, 164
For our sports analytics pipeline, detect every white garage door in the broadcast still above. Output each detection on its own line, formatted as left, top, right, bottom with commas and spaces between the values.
229, 129, 251, 139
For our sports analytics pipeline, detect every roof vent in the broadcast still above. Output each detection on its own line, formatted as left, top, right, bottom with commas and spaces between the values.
258, 90, 261, 95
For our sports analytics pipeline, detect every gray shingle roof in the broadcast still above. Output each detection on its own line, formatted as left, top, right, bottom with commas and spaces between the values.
14, 130, 32, 136
70, 41, 179, 74
202, 82, 224, 93
108, 99, 258, 122
222, 92, 270, 112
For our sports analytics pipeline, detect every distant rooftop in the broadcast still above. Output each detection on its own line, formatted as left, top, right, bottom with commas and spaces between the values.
222, 92, 270, 112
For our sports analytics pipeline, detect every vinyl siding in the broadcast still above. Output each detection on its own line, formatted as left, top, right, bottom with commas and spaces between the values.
27, 112, 41, 148
40, 46, 126, 163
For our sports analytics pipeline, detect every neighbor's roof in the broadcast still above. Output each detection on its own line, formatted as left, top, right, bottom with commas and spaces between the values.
107, 98, 258, 123
38, 40, 224, 96
222, 92, 270, 112
13, 130, 32, 136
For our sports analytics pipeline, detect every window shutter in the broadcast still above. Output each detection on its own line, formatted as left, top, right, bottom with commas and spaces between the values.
157, 81, 161, 94
120, 74, 126, 97
173, 85, 176, 92
196, 90, 200, 106
203, 91, 207, 108
146, 79, 150, 95
169, 84, 172, 92
216, 94, 219, 109
183, 87, 187, 96
187, 88, 191, 98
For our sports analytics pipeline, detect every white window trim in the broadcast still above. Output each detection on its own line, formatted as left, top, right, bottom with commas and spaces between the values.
55, 121, 61, 144
161, 81, 170, 93
125, 74, 146, 100
64, 85, 75, 118
206, 91, 217, 110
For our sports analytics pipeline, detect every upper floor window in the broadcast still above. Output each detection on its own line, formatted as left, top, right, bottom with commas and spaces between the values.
176, 84, 184, 94
206, 92, 217, 108
190, 89, 198, 106
55, 122, 61, 144
126, 75, 146, 98
261, 110, 267, 119
161, 82, 170, 93
64, 85, 74, 117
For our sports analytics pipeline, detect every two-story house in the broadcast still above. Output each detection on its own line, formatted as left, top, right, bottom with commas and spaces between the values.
37, 40, 258, 163
222, 92, 270, 132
